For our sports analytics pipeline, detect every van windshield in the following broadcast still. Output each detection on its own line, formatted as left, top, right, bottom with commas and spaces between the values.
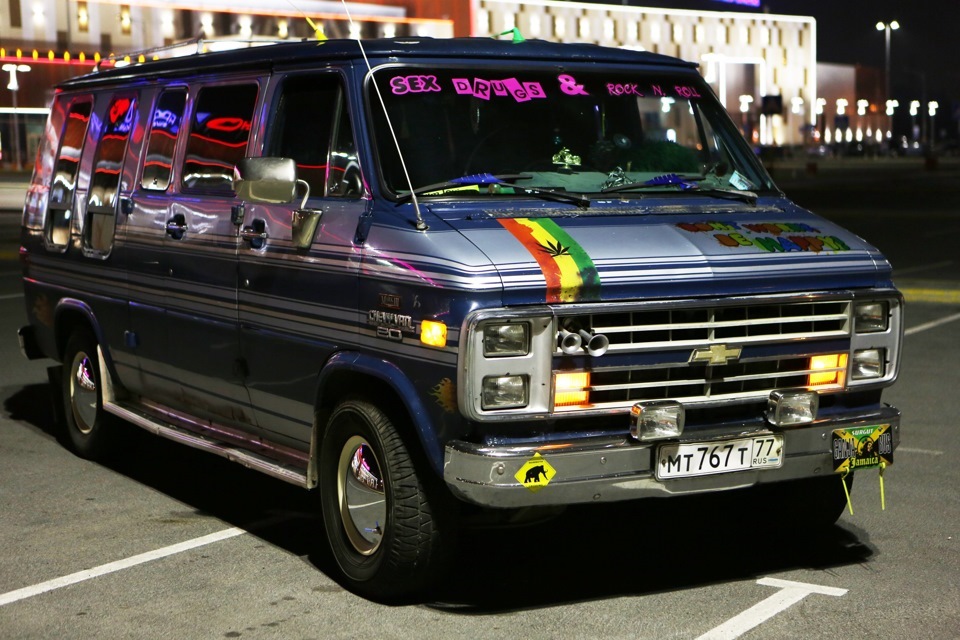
370, 66, 773, 199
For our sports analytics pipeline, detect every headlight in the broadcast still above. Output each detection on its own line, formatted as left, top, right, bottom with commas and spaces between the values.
483, 323, 529, 357
848, 294, 901, 387
852, 348, 885, 379
462, 310, 554, 420
854, 301, 888, 333
481, 375, 529, 409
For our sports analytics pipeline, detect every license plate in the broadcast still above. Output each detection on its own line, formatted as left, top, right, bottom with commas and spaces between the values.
656, 435, 783, 480
832, 424, 893, 473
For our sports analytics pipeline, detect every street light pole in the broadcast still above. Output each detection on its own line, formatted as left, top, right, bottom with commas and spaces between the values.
876, 20, 899, 140
2, 63, 32, 170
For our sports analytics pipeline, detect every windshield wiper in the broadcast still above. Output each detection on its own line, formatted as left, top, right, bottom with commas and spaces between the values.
600, 172, 756, 205
397, 173, 590, 208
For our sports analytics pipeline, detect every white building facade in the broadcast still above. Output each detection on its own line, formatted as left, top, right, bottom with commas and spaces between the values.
474, 0, 818, 146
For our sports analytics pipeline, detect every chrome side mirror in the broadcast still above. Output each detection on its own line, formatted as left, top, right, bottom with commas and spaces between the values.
233, 157, 298, 204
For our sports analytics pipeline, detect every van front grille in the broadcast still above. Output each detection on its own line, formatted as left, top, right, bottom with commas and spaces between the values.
573, 300, 850, 353
553, 298, 852, 413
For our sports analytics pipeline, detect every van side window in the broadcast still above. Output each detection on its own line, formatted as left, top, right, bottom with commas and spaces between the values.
181, 83, 258, 193
267, 75, 361, 199
84, 94, 137, 255
141, 90, 187, 191
46, 99, 93, 247
327, 95, 362, 198
267, 75, 338, 198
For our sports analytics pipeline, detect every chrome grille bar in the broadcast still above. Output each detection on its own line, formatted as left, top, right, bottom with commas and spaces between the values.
572, 300, 852, 354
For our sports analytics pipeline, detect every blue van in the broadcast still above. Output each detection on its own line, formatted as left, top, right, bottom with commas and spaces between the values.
19, 37, 902, 600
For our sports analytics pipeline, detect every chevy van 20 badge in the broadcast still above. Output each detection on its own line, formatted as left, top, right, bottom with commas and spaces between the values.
18, 36, 902, 601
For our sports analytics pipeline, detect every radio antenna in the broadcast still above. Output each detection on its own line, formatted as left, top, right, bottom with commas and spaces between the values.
338, 1, 428, 230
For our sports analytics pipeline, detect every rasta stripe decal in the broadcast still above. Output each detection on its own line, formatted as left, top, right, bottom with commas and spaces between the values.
498, 218, 601, 302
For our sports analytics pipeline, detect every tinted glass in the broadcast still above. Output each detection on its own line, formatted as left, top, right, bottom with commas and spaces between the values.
371, 68, 772, 196
47, 99, 92, 247
49, 100, 92, 207
182, 84, 258, 192
327, 97, 362, 198
268, 76, 338, 198
141, 90, 186, 191
88, 94, 137, 210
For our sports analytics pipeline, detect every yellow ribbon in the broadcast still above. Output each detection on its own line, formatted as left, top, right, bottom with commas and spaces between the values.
841, 468, 854, 515
879, 461, 887, 511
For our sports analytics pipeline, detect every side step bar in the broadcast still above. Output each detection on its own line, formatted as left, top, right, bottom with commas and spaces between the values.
103, 400, 311, 488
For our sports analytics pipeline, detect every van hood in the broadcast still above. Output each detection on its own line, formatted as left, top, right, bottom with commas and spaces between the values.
430, 199, 892, 305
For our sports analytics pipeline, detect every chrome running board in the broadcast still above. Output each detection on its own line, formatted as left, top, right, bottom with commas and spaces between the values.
104, 400, 310, 488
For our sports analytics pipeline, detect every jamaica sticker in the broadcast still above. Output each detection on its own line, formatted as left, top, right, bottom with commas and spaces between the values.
832, 424, 894, 474
515, 453, 557, 493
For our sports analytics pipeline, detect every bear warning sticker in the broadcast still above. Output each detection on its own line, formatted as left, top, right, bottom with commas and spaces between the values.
832, 424, 894, 474
515, 453, 557, 493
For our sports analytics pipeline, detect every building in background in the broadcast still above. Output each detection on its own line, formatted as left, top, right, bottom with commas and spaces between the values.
474, 0, 819, 148
0, 0, 454, 168
3, 0, 894, 168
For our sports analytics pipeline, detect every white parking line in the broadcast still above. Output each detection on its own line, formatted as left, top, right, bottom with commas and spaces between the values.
905, 312, 960, 336
696, 578, 847, 640
0, 527, 244, 607
0, 293, 24, 300
897, 447, 944, 456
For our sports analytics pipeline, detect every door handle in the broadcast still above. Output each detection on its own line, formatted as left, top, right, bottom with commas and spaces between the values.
166, 215, 187, 239
241, 219, 267, 249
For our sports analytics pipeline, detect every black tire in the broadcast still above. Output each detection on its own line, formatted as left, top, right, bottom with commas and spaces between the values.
319, 397, 454, 601
61, 329, 116, 460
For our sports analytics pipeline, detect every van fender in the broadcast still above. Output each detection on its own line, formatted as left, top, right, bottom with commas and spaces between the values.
315, 351, 445, 475
53, 298, 120, 382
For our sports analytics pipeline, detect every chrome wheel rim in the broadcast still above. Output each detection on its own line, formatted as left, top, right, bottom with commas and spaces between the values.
69, 350, 98, 435
337, 435, 387, 555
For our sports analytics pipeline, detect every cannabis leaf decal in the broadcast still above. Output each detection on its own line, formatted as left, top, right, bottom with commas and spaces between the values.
540, 240, 570, 257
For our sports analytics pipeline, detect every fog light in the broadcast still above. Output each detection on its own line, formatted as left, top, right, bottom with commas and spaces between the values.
630, 401, 684, 441
852, 348, 885, 379
766, 389, 819, 426
854, 301, 889, 333
481, 375, 528, 409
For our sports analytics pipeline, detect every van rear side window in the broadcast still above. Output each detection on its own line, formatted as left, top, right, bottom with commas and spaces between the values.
142, 90, 186, 191
46, 99, 93, 248
84, 94, 137, 255
181, 84, 258, 193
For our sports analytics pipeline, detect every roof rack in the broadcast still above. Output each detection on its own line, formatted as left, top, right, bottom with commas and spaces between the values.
94, 35, 291, 72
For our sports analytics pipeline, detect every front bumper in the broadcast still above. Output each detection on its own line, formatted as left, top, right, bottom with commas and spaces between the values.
443, 406, 900, 508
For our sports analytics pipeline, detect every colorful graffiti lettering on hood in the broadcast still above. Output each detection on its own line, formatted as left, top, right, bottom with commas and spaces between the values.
678, 221, 851, 253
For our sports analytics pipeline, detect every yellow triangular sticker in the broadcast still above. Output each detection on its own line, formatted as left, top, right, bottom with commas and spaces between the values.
515, 453, 557, 493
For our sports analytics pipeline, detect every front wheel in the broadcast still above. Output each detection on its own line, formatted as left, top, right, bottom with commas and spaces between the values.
319, 398, 454, 601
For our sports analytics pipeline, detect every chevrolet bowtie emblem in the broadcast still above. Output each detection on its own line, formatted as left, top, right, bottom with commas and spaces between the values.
689, 344, 742, 365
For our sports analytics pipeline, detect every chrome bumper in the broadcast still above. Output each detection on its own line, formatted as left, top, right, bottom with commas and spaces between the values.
443, 406, 901, 508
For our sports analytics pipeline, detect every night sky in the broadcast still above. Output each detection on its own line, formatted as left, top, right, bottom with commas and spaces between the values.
583, 1, 959, 104
769, 0, 956, 102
